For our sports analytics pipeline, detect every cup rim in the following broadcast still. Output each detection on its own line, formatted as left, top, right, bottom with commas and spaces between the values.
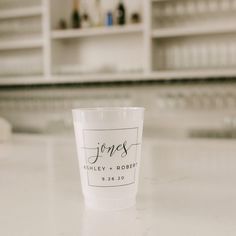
72, 107, 145, 113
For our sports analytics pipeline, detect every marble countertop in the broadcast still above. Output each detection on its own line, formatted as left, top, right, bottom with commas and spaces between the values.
0, 134, 236, 236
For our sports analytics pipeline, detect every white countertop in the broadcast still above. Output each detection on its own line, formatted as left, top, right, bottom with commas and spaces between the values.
0, 134, 236, 236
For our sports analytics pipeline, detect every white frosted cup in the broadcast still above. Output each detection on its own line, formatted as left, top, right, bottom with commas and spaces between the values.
72, 107, 144, 210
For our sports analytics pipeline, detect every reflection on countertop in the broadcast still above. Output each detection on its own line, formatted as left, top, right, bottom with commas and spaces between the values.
0, 133, 236, 236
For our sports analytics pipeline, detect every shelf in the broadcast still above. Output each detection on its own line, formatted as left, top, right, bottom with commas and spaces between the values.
0, 38, 43, 51
0, 76, 44, 85
1, 69, 236, 86
152, 23, 236, 38
151, 0, 171, 2
53, 73, 147, 82
51, 24, 144, 39
150, 69, 236, 79
0, 6, 43, 20
0, 73, 145, 86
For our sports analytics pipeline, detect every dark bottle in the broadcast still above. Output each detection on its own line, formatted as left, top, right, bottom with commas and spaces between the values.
130, 12, 141, 24
58, 18, 67, 29
116, 1, 126, 25
72, 0, 80, 28
81, 12, 90, 28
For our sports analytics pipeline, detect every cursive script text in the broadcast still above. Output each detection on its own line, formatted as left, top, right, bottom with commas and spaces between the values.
82, 141, 140, 164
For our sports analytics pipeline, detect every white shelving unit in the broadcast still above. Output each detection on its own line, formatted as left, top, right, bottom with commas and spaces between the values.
0, 0, 236, 86
0, 0, 45, 80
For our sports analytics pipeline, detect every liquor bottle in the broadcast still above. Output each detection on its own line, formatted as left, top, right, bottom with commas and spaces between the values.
116, 0, 126, 25
72, 0, 80, 28
81, 12, 91, 28
93, 0, 102, 27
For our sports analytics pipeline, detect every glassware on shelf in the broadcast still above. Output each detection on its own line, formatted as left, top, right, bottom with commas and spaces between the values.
0, 17, 41, 37
153, 16, 236, 70
196, 0, 206, 15
200, 43, 208, 68
0, 52, 43, 77
220, 0, 231, 12
229, 42, 236, 67
186, 0, 195, 16
207, 0, 219, 13
153, 0, 236, 29
0, 0, 41, 9
233, 0, 236, 10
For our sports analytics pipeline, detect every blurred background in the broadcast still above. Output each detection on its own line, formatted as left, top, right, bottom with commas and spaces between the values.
1, 1, 236, 235
0, 0, 236, 139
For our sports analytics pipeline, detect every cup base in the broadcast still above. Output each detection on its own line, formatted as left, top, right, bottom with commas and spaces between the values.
85, 197, 136, 211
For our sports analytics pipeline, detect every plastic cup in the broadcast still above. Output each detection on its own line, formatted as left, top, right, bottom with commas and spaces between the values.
72, 107, 145, 211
